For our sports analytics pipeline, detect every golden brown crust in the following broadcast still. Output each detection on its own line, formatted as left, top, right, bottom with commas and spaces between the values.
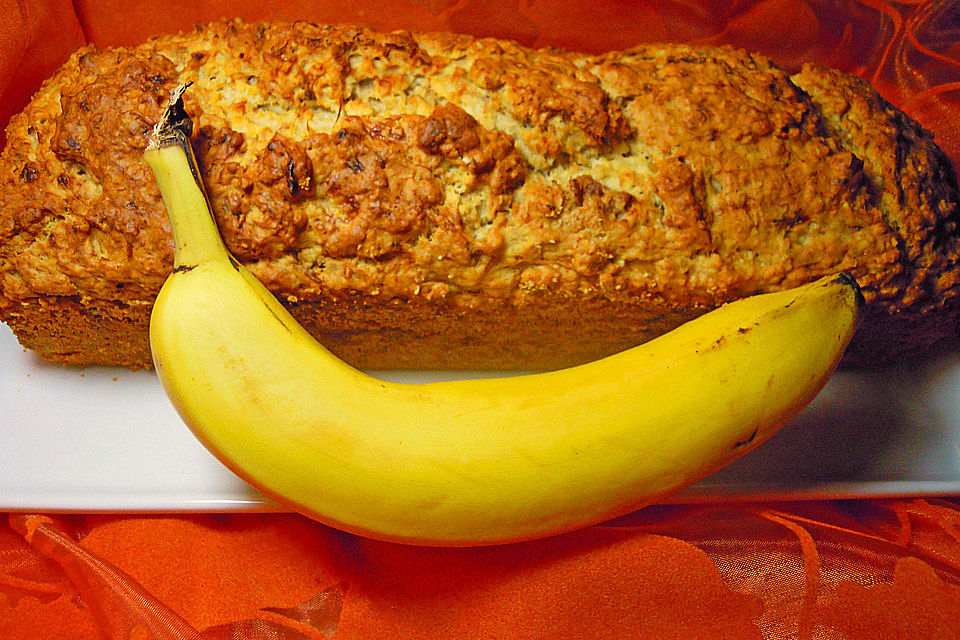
791, 64, 960, 307
1, 19, 958, 368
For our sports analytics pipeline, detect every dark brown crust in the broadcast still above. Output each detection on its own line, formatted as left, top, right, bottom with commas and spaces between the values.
1, 19, 959, 369
4, 292, 702, 371
3, 297, 153, 368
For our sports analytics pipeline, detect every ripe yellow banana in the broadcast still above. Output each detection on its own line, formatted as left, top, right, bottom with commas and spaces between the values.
145, 90, 862, 546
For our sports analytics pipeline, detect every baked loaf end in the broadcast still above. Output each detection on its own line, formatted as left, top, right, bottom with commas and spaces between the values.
1, 20, 958, 369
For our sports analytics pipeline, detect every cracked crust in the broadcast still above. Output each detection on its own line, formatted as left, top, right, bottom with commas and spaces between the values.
1, 19, 958, 369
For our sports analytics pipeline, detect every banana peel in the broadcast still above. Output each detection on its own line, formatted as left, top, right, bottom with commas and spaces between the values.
145, 87, 863, 546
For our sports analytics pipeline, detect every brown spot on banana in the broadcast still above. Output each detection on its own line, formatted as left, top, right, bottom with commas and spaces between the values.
734, 426, 759, 449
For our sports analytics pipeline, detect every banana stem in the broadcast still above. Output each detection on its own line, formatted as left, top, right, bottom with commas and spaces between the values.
144, 85, 230, 269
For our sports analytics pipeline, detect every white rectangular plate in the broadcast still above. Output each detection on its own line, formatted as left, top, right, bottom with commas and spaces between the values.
2, 320, 959, 512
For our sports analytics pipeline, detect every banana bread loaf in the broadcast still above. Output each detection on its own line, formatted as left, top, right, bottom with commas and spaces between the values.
1, 19, 958, 369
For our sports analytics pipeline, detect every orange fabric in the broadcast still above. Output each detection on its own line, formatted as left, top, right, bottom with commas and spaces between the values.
2, 0, 960, 638
0, 0, 84, 146
4, 503, 960, 639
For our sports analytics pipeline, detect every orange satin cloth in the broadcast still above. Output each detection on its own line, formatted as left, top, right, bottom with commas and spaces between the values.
4, 502, 960, 639
2, 1, 960, 638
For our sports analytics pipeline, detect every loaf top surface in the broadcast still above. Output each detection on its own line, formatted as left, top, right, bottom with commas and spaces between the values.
1, 19, 958, 316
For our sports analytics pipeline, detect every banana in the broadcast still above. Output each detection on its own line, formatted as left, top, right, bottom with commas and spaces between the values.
145, 89, 863, 546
